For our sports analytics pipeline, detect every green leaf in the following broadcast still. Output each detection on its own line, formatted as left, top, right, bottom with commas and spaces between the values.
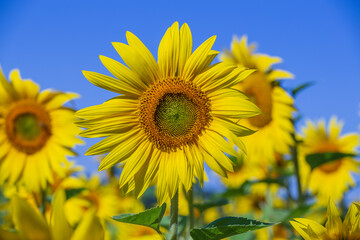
291, 82, 314, 97
194, 199, 229, 213
65, 188, 86, 199
160, 215, 187, 235
190, 217, 275, 240
305, 152, 357, 171
112, 204, 166, 232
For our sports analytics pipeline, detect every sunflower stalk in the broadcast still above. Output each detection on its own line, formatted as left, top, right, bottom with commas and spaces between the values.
290, 118, 303, 203
40, 188, 47, 216
188, 187, 195, 230
169, 190, 179, 240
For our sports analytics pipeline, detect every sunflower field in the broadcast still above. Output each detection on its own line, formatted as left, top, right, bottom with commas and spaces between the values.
0, 1, 359, 240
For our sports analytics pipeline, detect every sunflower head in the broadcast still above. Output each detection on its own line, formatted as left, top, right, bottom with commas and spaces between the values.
5, 100, 51, 154
138, 77, 212, 152
77, 22, 261, 204
299, 117, 359, 203
290, 199, 360, 240
221, 35, 295, 164
0, 67, 83, 192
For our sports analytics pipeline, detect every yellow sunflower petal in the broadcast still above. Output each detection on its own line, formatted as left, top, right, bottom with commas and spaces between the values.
82, 70, 140, 97
182, 35, 216, 81
267, 69, 294, 81
99, 55, 148, 91
325, 199, 343, 237
178, 23, 193, 76
126, 31, 160, 81
70, 208, 104, 240
98, 130, 143, 171
199, 134, 234, 172
51, 190, 73, 240
112, 42, 156, 85
134, 149, 161, 198
253, 54, 282, 72
158, 21, 180, 78
10, 70, 40, 99
0, 66, 15, 101
12, 195, 51, 239
290, 218, 327, 240
118, 141, 153, 188
210, 88, 261, 118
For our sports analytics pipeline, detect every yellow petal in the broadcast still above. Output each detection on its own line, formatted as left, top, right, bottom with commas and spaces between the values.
178, 23, 193, 76
0, 65, 16, 101
325, 199, 343, 238
199, 134, 234, 172
82, 70, 140, 97
119, 141, 153, 188
290, 218, 327, 240
193, 61, 236, 87
158, 22, 180, 78
99, 55, 148, 91
267, 69, 294, 81
11, 195, 52, 239
210, 88, 262, 119
70, 208, 104, 240
126, 31, 160, 81
200, 146, 227, 177
182, 35, 216, 81
157, 155, 169, 205
51, 190, 72, 240
45, 92, 79, 111
10, 69, 40, 99
112, 42, 156, 85
253, 54, 282, 72
134, 149, 161, 198
97, 129, 143, 171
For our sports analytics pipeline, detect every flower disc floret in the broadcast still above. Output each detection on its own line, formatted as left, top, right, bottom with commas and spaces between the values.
5, 100, 51, 154
139, 78, 211, 152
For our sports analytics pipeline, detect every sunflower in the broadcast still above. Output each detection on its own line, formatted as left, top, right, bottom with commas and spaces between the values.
76, 22, 261, 204
222, 156, 267, 189
298, 117, 359, 204
64, 175, 125, 226
0, 190, 104, 240
290, 200, 360, 240
221, 36, 295, 164
0, 67, 82, 192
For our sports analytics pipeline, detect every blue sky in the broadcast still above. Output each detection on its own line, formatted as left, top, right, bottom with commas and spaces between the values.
1, 0, 360, 197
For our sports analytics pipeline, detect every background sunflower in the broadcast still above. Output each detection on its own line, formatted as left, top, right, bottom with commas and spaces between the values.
0, 68, 83, 192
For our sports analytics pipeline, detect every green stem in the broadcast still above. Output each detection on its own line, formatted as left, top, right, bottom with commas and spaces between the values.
291, 120, 303, 203
40, 189, 47, 216
188, 187, 194, 230
169, 190, 179, 240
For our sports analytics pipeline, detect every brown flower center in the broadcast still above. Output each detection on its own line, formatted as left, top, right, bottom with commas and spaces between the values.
139, 78, 211, 152
5, 100, 51, 154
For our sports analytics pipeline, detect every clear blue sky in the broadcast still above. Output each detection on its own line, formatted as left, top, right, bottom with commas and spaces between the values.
1, 0, 360, 196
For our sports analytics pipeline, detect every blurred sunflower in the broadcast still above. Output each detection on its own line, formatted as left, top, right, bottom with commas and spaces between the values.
64, 175, 126, 226
221, 36, 295, 164
0, 67, 83, 192
76, 22, 261, 204
222, 157, 266, 189
0, 190, 104, 240
290, 200, 360, 240
299, 117, 359, 203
